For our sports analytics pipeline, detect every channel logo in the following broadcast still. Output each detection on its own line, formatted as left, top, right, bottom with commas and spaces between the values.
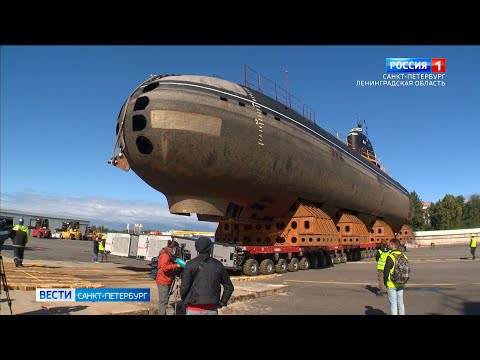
386, 58, 446, 73
36, 288, 151, 302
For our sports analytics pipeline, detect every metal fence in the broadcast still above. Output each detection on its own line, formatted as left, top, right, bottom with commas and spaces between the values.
244, 65, 316, 124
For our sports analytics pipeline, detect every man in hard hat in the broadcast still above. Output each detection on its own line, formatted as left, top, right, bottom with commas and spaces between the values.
12, 218, 29, 267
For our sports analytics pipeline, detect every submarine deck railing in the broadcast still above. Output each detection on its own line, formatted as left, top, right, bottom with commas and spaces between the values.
346, 138, 384, 170
243, 65, 316, 124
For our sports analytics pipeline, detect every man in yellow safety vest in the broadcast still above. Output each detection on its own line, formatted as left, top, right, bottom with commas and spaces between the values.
383, 238, 407, 315
375, 240, 390, 296
99, 234, 107, 262
470, 235, 477, 260
12, 218, 29, 267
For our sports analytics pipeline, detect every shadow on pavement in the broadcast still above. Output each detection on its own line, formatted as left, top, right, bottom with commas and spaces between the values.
1, 244, 48, 252
117, 265, 150, 272
365, 306, 387, 315
365, 285, 380, 295
18, 305, 89, 315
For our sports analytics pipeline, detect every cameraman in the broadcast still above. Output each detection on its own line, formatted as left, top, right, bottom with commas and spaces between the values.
1, 219, 11, 248
156, 240, 181, 315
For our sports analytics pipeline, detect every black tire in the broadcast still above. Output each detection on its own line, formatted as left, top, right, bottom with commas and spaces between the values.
70, 234, 75, 240
259, 259, 274, 275
287, 258, 299, 272
361, 251, 366, 259
347, 252, 353, 261
38, 232, 43, 238
320, 253, 327, 268
299, 257, 310, 270
274, 259, 288, 273
354, 249, 361, 261
333, 254, 341, 264
309, 254, 320, 269
327, 253, 335, 267
340, 254, 347, 263
243, 259, 259, 276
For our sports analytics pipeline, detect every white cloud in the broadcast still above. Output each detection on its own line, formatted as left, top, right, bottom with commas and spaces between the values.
0, 191, 217, 231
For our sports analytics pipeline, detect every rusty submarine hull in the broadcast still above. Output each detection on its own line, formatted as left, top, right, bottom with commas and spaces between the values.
110, 69, 413, 251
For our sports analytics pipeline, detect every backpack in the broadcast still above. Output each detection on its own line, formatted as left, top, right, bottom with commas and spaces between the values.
390, 253, 410, 284
149, 256, 159, 280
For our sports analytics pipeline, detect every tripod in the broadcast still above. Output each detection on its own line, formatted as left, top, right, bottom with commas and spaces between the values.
0, 253, 14, 315
169, 274, 184, 315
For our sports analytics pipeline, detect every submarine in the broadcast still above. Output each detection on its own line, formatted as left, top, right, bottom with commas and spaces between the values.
109, 68, 413, 245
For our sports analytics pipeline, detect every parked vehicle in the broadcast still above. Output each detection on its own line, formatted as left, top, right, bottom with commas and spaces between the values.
32, 218, 52, 239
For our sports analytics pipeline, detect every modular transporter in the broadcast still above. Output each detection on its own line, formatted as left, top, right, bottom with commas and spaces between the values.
109, 67, 414, 275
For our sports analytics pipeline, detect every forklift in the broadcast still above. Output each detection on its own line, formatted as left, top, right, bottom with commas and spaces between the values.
31, 218, 52, 239
60, 221, 82, 240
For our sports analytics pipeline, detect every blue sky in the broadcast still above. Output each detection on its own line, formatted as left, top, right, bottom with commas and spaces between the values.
1, 46, 479, 230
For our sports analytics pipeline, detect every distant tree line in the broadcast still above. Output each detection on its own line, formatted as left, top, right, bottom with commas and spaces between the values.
90, 195, 480, 234
409, 192, 480, 231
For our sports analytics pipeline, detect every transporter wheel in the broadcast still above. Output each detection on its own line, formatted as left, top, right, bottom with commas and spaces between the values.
243, 259, 259, 276
259, 259, 275, 275
288, 258, 299, 272
309, 254, 320, 269
299, 257, 310, 270
361, 250, 366, 259
274, 259, 288, 273
340, 254, 347, 263
38, 232, 43, 238
333, 254, 341, 264
70, 234, 75, 240
353, 249, 361, 261
326, 253, 334, 267
319, 253, 327, 268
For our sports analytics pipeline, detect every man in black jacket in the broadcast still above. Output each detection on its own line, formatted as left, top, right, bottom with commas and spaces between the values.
12, 218, 29, 267
180, 236, 234, 315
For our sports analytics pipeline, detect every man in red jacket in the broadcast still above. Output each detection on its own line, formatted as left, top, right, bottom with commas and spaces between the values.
156, 240, 181, 315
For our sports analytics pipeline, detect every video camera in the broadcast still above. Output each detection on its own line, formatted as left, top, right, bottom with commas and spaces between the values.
177, 243, 191, 262
0, 219, 14, 250
173, 243, 191, 274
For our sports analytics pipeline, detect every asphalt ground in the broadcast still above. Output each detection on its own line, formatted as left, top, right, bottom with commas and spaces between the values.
222, 245, 480, 315
1, 237, 478, 315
